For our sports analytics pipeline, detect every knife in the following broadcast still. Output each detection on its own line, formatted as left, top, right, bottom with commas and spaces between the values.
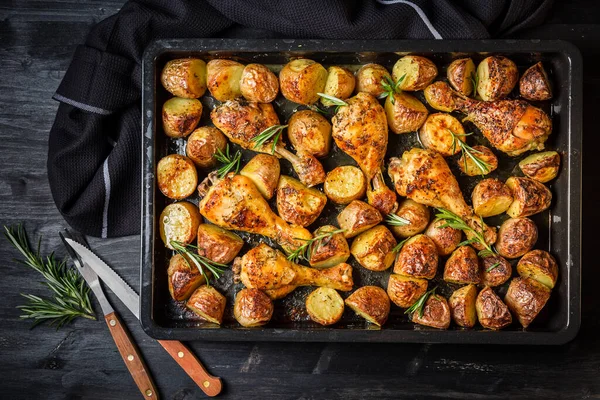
64, 237, 222, 397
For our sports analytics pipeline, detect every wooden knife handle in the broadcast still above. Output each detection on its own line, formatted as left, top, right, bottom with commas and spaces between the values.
105, 312, 159, 400
158, 340, 222, 397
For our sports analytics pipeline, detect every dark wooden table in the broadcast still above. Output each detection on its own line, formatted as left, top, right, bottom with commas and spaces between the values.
0, 1, 598, 399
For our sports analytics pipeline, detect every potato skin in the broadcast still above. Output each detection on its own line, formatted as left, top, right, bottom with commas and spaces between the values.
167, 254, 206, 301
355, 63, 391, 98
517, 249, 558, 289
309, 225, 351, 269
350, 225, 397, 271
390, 199, 430, 239
324, 166, 367, 205
411, 295, 451, 329
240, 63, 279, 103
239, 154, 280, 200
471, 178, 513, 217
206, 59, 245, 101
387, 274, 428, 308
476, 286, 512, 330
447, 58, 476, 96
385, 92, 428, 134
162, 97, 203, 138
476, 56, 519, 101
392, 55, 438, 91
519, 62, 552, 101
337, 200, 382, 238
481, 255, 512, 287
161, 58, 207, 98
449, 284, 478, 328
157, 154, 198, 200
424, 81, 457, 112
518, 151, 560, 183
186, 285, 227, 325
419, 113, 465, 156
159, 201, 201, 250
276, 175, 327, 227
495, 217, 538, 259
321, 66, 356, 106
306, 287, 345, 326
506, 176, 552, 218
279, 59, 328, 105
424, 218, 461, 256
234, 288, 274, 327
287, 110, 332, 158
345, 286, 390, 327
457, 145, 498, 176
505, 277, 551, 328
197, 223, 244, 264
443, 246, 481, 284
394, 234, 438, 279
186, 127, 228, 168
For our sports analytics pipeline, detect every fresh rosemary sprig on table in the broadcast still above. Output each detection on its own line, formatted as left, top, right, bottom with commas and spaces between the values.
4, 225, 95, 329
287, 229, 345, 263
251, 124, 287, 154
317, 93, 348, 113
405, 286, 437, 317
214, 144, 242, 178
386, 213, 410, 227
170, 241, 228, 286
392, 237, 411, 254
434, 208, 497, 258
448, 129, 492, 176
379, 74, 406, 104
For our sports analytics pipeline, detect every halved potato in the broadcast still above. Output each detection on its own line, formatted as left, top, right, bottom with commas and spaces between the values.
287, 110, 332, 158
321, 66, 356, 106
392, 55, 438, 91
306, 287, 345, 326
519, 62, 552, 101
345, 286, 390, 327
481, 255, 512, 287
387, 274, 428, 309
337, 200, 382, 238
355, 63, 391, 98
186, 127, 228, 168
167, 253, 206, 301
157, 154, 198, 200
234, 288, 274, 327
418, 113, 465, 156
240, 63, 279, 103
457, 145, 498, 176
161, 58, 207, 98
206, 59, 245, 101
476, 56, 519, 101
516, 249, 558, 289
447, 58, 476, 96
276, 175, 327, 227
309, 225, 351, 269
350, 225, 397, 272
240, 154, 280, 199
411, 294, 451, 329
324, 166, 366, 205
162, 97, 203, 138
495, 217, 538, 259
518, 151, 560, 183
279, 59, 328, 105
424, 218, 462, 256
506, 176, 552, 218
449, 284, 477, 328
443, 246, 481, 285
471, 178, 513, 217
394, 234, 438, 280
197, 223, 244, 264
505, 277, 551, 328
159, 201, 201, 250
389, 199, 430, 239
385, 92, 428, 134
186, 285, 226, 325
476, 287, 512, 330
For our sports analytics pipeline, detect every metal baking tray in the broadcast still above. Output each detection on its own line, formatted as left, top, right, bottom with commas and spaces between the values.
141, 39, 581, 344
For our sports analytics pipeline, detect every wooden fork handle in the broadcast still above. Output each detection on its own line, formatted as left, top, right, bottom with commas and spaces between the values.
158, 340, 222, 397
105, 312, 159, 400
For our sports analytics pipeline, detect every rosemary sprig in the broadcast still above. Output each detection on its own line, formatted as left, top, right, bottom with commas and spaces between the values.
317, 93, 348, 113
386, 213, 410, 227
287, 229, 345, 263
448, 129, 492, 176
405, 286, 437, 317
170, 241, 228, 286
251, 125, 287, 154
392, 237, 411, 254
214, 144, 242, 178
434, 208, 496, 258
379, 74, 406, 104
486, 262, 501, 273
4, 225, 95, 329
470, 71, 479, 98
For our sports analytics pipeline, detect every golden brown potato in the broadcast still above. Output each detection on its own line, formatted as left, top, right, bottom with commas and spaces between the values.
447, 58, 476, 96
276, 175, 327, 227
167, 254, 206, 301
159, 201, 201, 250
206, 59, 245, 101
519, 62, 552, 101
517, 249, 558, 289
186, 285, 226, 325
157, 154, 198, 199
240, 63, 279, 103
162, 97, 203, 138
309, 225, 351, 269
495, 217, 538, 259
481, 255, 512, 287
505, 277, 551, 328
234, 288, 274, 327
390, 199, 430, 239
287, 110, 332, 158
394, 234, 438, 280
345, 286, 390, 327
240, 154, 280, 200
350, 225, 397, 271
423, 81, 457, 112
337, 200, 382, 238
161, 58, 207, 98
418, 113, 465, 156
443, 246, 481, 284
321, 66, 356, 106
186, 127, 228, 168
471, 178, 513, 217
387, 274, 428, 308
457, 145, 498, 176
392, 55, 438, 91
355, 63, 391, 98
385, 92, 429, 134
197, 223, 244, 264
411, 294, 451, 329
476, 56, 519, 101
449, 284, 478, 328
424, 218, 461, 256
518, 151, 560, 183
476, 286, 512, 330
279, 59, 328, 105
505, 176, 552, 218
324, 166, 367, 205
306, 287, 345, 326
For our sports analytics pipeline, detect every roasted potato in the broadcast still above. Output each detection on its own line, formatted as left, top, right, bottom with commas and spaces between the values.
337, 200, 382, 238
457, 145, 498, 176
476, 56, 519, 101
240, 63, 279, 103
385, 92, 429, 134
387, 274, 428, 309
476, 286, 512, 330
390, 199, 430, 239
424, 218, 461, 256
517, 249, 558, 289
167, 254, 206, 301
418, 113, 465, 156
424, 81, 456, 112
309, 225, 351, 269
321, 66, 356, 106
350, 225, 397, 271
394, 234, 438, 280
518, 151, 560, 183
345, 286, 390, 327
481, 255, 512, 287
306, 287, 345, 326
279, 59, 328, 105
161, 58, 207, 98
159, 201, 201, 249
324, 166, 367, 205
355, 63, 391, 98
392, 55, 438, 91
287, 110, 332, 158
443, 246, 481, 285
240, 154, 280, 200
197, 223, 244, 264
519, 62, 552, 101
411, 294, 451, 329
447, 58, 476, 96
276, 175, 327, 227
471, 178, 513, 217
186, 127, 228, 168
186, 285, 226, 325
505, 277, 551, 328
162, 97, 203, 138
157, 154, 198, 199
506, 176, 552, 218
495, 217, 538, 259
234, 288, 274, 327
449, 284, 478, 328
206, 59, 245, 101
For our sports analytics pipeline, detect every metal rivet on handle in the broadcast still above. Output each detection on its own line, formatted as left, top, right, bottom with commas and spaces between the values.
109, 319, 116, 326
127, 354, 134, 361
178, 351, 184, 358
203, 381, 210, 388
145, 389, 153, 397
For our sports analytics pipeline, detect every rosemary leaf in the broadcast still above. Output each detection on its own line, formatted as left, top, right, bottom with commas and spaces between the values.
385, 213, 410, 227
392, 237, 411, 254
287, 229, 345, 263
214, 144, 242, 178
447, 129, 492, 176
251, 125, 287, 154
434, 208, 497, 257
378, 74, 405, 104
486, 262, 501, 273
170, 241, 228, 286
405, 286, 437, 317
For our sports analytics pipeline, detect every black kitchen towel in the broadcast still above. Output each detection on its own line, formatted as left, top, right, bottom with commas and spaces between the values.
47, 0, 554, 238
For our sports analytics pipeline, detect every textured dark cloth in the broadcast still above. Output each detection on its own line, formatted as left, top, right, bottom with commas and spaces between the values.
47, 0, 554, 237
